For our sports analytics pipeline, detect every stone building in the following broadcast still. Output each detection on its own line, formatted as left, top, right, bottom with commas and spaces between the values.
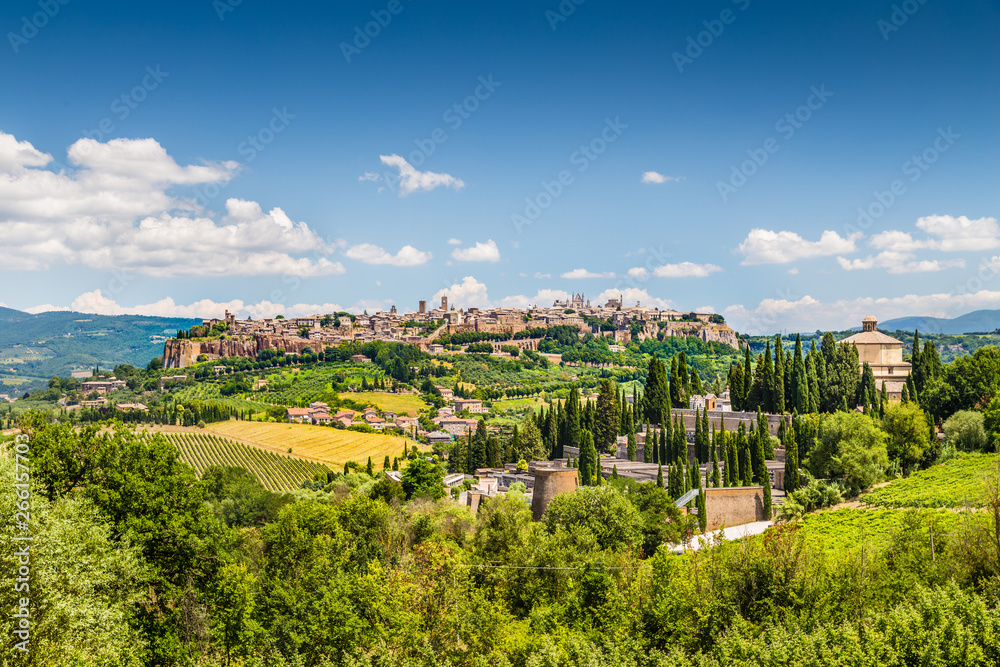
840, 316, 911, 400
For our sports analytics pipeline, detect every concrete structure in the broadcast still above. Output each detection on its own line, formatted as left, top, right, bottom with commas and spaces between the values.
841, 316, 911, 400
703, 487, 767, 531
530, 465, 578, 521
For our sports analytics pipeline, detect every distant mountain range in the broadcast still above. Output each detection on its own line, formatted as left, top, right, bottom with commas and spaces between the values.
0, 307, 199, 390
880, 310, 1000, 335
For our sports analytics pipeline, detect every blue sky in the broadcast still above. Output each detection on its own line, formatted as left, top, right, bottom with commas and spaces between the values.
1, 0, 998, 333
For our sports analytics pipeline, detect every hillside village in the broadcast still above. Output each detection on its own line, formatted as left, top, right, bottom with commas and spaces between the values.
162, 294, 741, 368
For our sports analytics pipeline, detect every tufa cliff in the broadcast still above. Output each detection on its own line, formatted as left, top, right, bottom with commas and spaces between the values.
162, 335, 318, 368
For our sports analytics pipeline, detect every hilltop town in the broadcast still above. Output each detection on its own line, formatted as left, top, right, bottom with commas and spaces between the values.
163, 293, 741, 368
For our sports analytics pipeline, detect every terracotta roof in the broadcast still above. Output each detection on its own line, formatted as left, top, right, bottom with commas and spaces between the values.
840, 330, 903, 345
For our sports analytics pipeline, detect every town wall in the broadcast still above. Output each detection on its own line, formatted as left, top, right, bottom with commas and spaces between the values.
703, 486, 766, 531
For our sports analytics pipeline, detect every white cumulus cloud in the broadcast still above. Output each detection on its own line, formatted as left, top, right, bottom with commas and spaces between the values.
434, 276, 490, 308
344, 243, 431, 266
451, 239, 500, 263
738, 228, 860, 265
837, 251, 964, 274
640, 171, 681, 184
378, 154, 465, 196
562, 268, 616, 279
0, 130, 341, 277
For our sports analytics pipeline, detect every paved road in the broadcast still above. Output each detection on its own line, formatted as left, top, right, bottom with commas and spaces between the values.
668, 521, 773, 553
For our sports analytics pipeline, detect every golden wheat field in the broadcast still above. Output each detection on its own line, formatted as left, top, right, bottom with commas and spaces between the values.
206, 421, 427, 468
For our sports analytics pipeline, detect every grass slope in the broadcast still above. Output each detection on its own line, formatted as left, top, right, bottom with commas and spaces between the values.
337, 391, 424, 416
797, 508, 960, 554
163, 430, 329, 491
862, 453, 1000, 508
206, 420, 426, 468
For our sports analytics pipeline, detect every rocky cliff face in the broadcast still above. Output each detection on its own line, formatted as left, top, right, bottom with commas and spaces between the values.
162, 335, 319, 368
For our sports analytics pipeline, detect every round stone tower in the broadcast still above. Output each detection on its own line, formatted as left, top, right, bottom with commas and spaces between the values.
531, 466, 579, 521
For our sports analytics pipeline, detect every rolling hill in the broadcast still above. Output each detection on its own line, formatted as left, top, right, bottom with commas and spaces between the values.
880, 309, 1000, 335
0, 307, 199, 388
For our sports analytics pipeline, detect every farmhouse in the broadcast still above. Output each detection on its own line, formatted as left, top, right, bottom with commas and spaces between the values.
453, 398, 486, 413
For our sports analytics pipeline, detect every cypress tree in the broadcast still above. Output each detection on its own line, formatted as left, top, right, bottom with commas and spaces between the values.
906, 374, 919, 405
701, 408, 710, 462
659, 427, 667, 466
643, 428, 652, 462
612, 464, 619, 480
383, 455, 390, 471
697, 490, 707, 532
793, 334, 808, 414
650, 427, 659, 464
806, 345, 820, 413
664, 412, 674, 461
783, 419, 799, 492
760, 341, 775, 413
693, 408, 702, 462
726, 433, 737, 486
366, 456, 374, 476
344, 461, 350, 475
657, 464, 663, 488
632, 384, 639, 431
578, 430, 596, 485
711, 425, 721, 487
565, 386, 581, 449
674, 414, 686, 464
763, 467, 773, 518
669, 356, 683, 408
627, 431, 636, 461
678, 351, 690, 394
736, 423, 750, 485
773, 334, 786, 414
729, 363, 745, 412
743, 346, 753, 408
